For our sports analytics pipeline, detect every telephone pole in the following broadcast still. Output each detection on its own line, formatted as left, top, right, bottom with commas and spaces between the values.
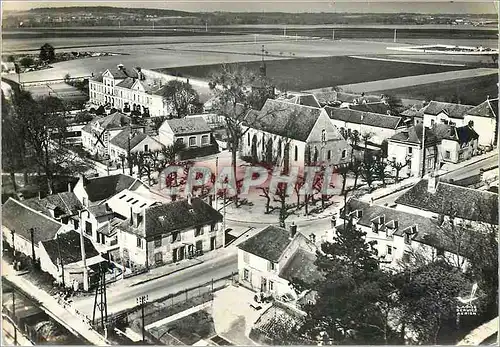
12, 290, 17, 345
394, 28, 397, 43
128, 125, 133, 176
79, 209, 90, 291
332, 29, 335, 41
136, 295, 148, 342
29, 228, 36, 267
56, 235, 65, 287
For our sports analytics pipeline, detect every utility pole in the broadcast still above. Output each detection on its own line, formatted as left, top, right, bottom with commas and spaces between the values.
93, 262, 108, 334
283, 25, 286, 37
394, 28, 397, 43
29, 228, 36, 267
11, 230, 16, 265
79, 209, 90, 291
12, 290, 17, 345
421, 124, 426, 178
222, 183, 226, 247
205, 21, 208, 32
332, 29, 335, 41
215, 156, 218, 212
128, 126, 133, 176
56, 234, 65, 287
136, 295, 148, 342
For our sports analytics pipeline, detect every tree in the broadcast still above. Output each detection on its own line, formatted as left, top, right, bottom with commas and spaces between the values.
384, 94, 404, 115
350, 158, 363, 190
348, 130, 360, 163
390, 157, 410, 183
375, 158, 390, 187
336, 164, 350, 195
209, 64, 276, 206
395, 260, 468, 344
11, 91, 78, 193
295, 218, 398, 344
19, 56, 34, 68
273, 182, 295, 228
160, 80, 199, 117
39, 43, 55, 63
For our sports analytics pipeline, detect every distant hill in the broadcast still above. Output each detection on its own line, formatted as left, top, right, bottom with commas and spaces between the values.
24, 6, 195, 17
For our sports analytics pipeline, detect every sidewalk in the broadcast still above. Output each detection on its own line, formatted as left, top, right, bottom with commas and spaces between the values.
439, 150, 498, 176
2, 259, 109, 346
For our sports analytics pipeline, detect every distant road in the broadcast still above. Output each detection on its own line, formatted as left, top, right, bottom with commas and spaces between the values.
339, 67, 498, 93
441, 153, 498, 182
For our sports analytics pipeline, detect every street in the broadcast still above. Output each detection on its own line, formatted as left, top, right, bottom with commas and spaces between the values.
441, 152, 498, 182
72, 248, 238, 316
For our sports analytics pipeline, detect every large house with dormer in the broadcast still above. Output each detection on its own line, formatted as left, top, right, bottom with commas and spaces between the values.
240, 99, 351, 169
89, 65, 174, 117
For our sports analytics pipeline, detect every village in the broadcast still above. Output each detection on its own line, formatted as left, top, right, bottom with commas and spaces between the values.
1, 4, 499, 346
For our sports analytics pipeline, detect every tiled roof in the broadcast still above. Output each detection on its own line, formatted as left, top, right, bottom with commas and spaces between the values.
88, 204, 114, 218
325, 106, 403, 129
401, 107, 424, 118
2, 198, 63, 243
120, 197, 222, 238
83, 174, 138, 203
40, 230, 99, 265
165, 117, 211, 136
336, 92, 382, 104
279, 248, 323, 285
23, 192, 83, 218
395, 179, 498, 224
244, 99, 323, 142
278, 93, 321, 108
82, 112, 131, 134
238, 225, 292, 262
389, 123, 439, 145
349, 102, 391, 115
455, 125, 479, 144
115, 77, 136, 89
343, 198, 455, 253
467, 98, 499, 119
109, 128, 150, 151
422, 101, 474, 119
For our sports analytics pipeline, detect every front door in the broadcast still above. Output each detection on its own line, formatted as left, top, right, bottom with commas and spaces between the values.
179, 246, 185, 260
172, 248, 178, 263
196, 240, 203, 253
261, 277, 267, 292
210, 236, 216, 251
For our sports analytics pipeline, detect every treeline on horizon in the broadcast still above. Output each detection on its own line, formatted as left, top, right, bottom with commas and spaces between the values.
3, 7, 497, 28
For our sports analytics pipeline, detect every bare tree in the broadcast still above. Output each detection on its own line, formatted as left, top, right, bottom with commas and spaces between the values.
273, 182, 295, 228
337, 164, 350, 195
159, 80, 200, 117
375, 158, 390, 187
390, 157, 410, 183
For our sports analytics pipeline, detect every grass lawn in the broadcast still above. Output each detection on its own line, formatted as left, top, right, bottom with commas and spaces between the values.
373, 73, 498, 105
155, 55, 470, 91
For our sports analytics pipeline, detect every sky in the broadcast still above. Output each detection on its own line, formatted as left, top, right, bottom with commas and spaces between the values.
1, 0, 499, 14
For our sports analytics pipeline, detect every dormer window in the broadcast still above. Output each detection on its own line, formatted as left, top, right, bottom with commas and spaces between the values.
372, 222, 379, 233
404, 233, 411, 245
411, 225, 418, 234
379, 216, 385, 224
356, 210, 363, 218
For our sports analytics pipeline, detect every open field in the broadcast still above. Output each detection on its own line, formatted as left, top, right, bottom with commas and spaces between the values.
372, 73, 499, 105
156, 55, 470, 91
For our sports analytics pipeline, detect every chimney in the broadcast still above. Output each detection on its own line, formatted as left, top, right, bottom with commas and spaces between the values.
130, 206, 134, 226
133, 209, 140, 228
68, 182, 72, 192
289, 222, 297, 239
427, 172, 438, 194
38, 191, 42, 200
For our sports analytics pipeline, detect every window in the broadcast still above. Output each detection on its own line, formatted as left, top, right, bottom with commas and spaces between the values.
176, 138, 184, 144
201, 135, 209, 145
85, 221, 92, 236
402, 251, 410, 262
445, 151, 451, 159
171, 232, 180, 243
387, 245, 392, 255
195, 226, 203, 237
247, 133, 251, 146
154, 236, 162, 248
404, 233, 411, 245
154, 252, 163, 265
270, 262, 276, 271
431, 119, 435, 126
243, 252, 249, 264
327, 150, 331, 160
189, 136, 196, 147
269, 280, 274, 291
294, 146, 298, 161
341, 149, 347, 159
372, 223, 379, 233
243, 269, 250, 281
321, 129, 326, 142
144, 144, 149, 152
137, 236, 142, 248
408, 147, 413, 155
210, 223, 218, 232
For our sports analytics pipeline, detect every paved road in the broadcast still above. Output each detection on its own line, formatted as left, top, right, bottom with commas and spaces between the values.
72, 248, 238, 316
441, 153, 498, 182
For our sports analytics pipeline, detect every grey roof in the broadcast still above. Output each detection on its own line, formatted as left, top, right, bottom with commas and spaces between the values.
238, 225, 292, 262
244, 99, 323, 142
120, 197, 222, 238
325, 106, 403, 129
83, 174, 138, 203
395, 179, 498, 224
389, 123, 439, 145
23, 192, 83, 219
422, 101, 474, 119
2, 198, 62, 243
109, 128, 149, 151
93, 66, 140, 82
467, 98, 499, 119
401, 107, 424, 118
115, 77, 136, 89
349, 102, 391, 115
82, 111, 131, 134
279, 248, 323, 285
165, 117, 211, 136
40, 230, 99, 265
278, 93, 321, 108
343, 198, 456, 253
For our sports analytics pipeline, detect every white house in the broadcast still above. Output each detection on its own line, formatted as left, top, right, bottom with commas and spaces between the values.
38, 230, 106, 289
80, 111, 134, 157
89, 65, 174, 117
108, 128, 163, 165
395, 176, 498, 229
324, 105, 406, 146
2, 198, 70, 262
73, 173, 150, 207
158, 116, 213, 148
237, 224, 321, 300
338, 198, 469, 271
115, 196, 223, 269
463, 97, 498, 147
241, 99, 351, 169
1, 61, 16, 73
421, 100, 474, 128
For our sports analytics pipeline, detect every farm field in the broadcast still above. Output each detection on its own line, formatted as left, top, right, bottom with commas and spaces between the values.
372, 73, 499, 105
155, 55, 470, 91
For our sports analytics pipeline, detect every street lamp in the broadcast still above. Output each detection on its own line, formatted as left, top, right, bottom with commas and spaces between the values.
136, 295, 149, 342
79, 209, 91, 291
